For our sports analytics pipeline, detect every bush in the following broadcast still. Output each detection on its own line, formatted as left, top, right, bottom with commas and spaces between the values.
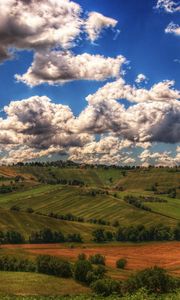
10, 205, 20, 211
26, 207, 34, 213
123, 266, 178, 294
89, 254, 106, 265
0, 230, 25, 244
67, 233, 83, 243
116, 258, 127, 269
78, 253, 87, 260
29, 228, 65, 243
36, 255, 72, 278
0, 256, 36, 272
86, 265, 106, 284
91, 278, 122, 296
73, 260, 92, 283
116, 224, 175, 242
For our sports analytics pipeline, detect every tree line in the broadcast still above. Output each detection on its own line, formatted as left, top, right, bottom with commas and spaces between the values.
1, 223, 180, 245
92, 223, 180, 243
0, 228, 82, 244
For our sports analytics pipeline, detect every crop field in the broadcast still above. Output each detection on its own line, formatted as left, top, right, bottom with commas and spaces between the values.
1, 241, 180, 279
0, 207, 108, 241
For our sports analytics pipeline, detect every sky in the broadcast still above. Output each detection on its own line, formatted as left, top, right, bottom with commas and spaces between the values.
0, 0, 179, 166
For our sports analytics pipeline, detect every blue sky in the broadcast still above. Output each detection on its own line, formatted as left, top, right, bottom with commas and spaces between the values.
0, 0, 179, 165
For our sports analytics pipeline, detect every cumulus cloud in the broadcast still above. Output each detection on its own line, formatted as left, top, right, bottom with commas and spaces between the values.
15, 51, 126, 86
69, 135, 135, 165
165, 22, 180, 36
0, 0, 120, 64
76, 95, 180, 144
0, 0, 84, 62
85, 12, 118, 42
135, 74, 148, 84
86, 79, 180, 104
0, 96, 93, 164
139, 149, 180, 167
0, 92, 180, 165
155, 0, 180, 13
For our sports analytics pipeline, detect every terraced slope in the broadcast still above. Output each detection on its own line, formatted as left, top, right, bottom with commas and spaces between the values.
19, 165, 123, 187
116, 168, 180, 194
0, 185, 178, 227
0, 207, 106, 241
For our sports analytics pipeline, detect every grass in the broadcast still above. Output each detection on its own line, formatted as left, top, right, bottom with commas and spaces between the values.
0, 166, 179, 245
0, 272, 90, 296
19, 166, 124, 188
0, 207, 109, 242
147, 198, 180, 220
0, 184, 178, 227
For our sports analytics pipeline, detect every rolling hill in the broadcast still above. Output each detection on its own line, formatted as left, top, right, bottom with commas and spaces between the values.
0, 165, 179, 239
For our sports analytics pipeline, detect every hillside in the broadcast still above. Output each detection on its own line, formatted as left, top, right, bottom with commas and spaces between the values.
0, 207, 111, 242
0, 165, 179, 236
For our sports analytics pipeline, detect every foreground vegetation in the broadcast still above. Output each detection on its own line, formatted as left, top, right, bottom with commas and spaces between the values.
0, 254, 179, 297
0, 290, 180, 299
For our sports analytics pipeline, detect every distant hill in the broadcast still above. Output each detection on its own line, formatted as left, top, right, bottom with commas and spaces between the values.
0, 164, 179, 238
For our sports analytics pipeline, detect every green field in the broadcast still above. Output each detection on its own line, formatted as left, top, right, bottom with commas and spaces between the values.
0, 272, 89, 296
0, 207, 110, 241
0, 166, 179, 236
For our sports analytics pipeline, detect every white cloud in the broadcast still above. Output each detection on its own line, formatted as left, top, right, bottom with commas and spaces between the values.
15, 51, 126, 86
165, 22, 180, 36
85, 12, 118, 42
139, 149, 180, 167
0, 96, 93, 164
86, 79, 180, 104
0, 0, 83, 62
69, 135, 134, 165
0, 93, 179, 165
135, 74, 148, 84
155, 0, 180, 13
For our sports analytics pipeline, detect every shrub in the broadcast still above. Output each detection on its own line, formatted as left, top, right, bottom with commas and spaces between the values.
0, 256, 35, 272
123, 266, 178, 294
3, 230, 25, 244
29, 228, 65, 243
89, 254, 106, 265
10, 205, 20, 211
105, 231, 114, 241
91, 278, 122, 296
116, 258, 127, 269
92, 228, 106, 243
67, 233, 83, 243
36, 255, 72, 278
73, 260, 92, 283
86, 265, 106, 284
78, 253, 87, 260
26, 207, 34, 213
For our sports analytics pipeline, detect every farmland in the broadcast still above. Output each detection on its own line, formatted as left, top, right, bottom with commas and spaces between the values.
0, 164, 179, 297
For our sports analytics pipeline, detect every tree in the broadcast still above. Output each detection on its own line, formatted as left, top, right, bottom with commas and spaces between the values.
123, 266, 178, 294
89, 254, 106, 265
92, 228, 106, 243
74, 260, 92, 283
116, 258, 127, 269
91, 278, 122, 296
36, 255, 72, 278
